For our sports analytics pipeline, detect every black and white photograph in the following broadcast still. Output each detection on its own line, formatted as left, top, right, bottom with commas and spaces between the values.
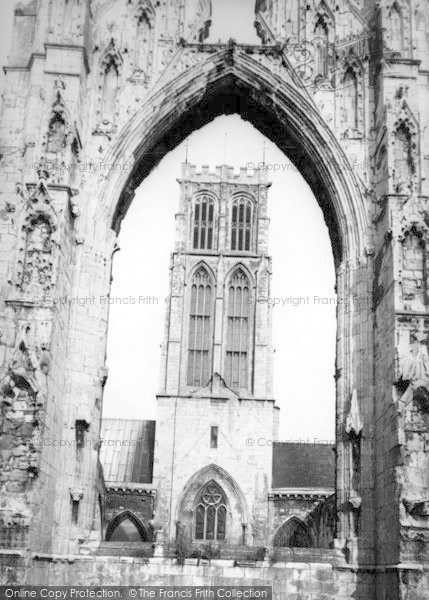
0, 0, 428, 598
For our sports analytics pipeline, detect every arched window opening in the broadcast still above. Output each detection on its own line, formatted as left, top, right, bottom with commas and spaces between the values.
62, 0, 73, 41
402, 232, 426, 311
231, 196, 252, 251
187, 267, 213, 387
195, 481, 227, 541
342, 67, 359, 132
47, 113, 67, 154
393, 123, 415, 189
314, 17, 329, 78
101, 60, 119, 124
389, 2, 404, 52
105, 512, 147, 542
135, 12, 152, 76
225, 269, 250, 390
273, 518, 312, 548
21, 216, 53, 293
193, 195, 215, 250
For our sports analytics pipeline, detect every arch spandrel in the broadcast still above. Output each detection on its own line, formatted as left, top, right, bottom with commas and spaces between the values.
88, 45, 369, 265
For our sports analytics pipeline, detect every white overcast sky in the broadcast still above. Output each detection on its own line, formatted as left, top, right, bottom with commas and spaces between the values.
0, 1, 336, 442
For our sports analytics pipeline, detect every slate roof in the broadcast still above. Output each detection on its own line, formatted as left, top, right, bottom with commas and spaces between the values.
272, 442, 335, 489
100, 421, 335, 490
100, 419, 155, 484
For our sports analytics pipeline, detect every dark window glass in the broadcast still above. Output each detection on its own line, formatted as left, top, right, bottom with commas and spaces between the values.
193, 196, 215, 250
217, 506, 226, 540
231, 197, 252, 251
187, 268, 213, 386
210, 426, 218, 448
194, 481, 227, 541
225, 269, 250, 390
195, 505, 205, 540
206, 506, 216, 540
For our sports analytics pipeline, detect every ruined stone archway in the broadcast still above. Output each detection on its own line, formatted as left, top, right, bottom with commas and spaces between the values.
61, 43, 373, 563
1, 1, 428, 596
273, 517, 313, 548
89, 45, 368, 261
105, 510, 149, 542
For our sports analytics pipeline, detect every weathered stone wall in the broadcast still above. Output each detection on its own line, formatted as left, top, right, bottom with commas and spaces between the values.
154, 396, 277, 546
0, 554, 375, 600
0, 0, 429, 597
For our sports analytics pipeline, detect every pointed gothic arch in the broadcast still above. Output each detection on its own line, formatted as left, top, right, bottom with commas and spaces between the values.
9, 179, 59, 297
191, 192, 218, 251
229, 193, 255, 252
132, 0, 156, 82
63, 45, 370, 554
223, 262, 254, 289
187, 264, 215, 388
339, 55, 364, 138
311, 1, 334, 81
194, 479, 228, 541
176, 464, 248, 544
98, 40, 123, 128
224, 267, 251, 391
384, 0, 411, 55
389, 2, 404, 52
105, 510, 148, 542
392, 100, 420, 193
188, 259, 217, 283
273, 517, 313, 548
89, 48, 368, 264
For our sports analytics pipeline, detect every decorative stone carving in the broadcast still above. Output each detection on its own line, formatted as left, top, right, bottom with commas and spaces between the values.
97, 39, 123, 130
399, 226, 427, 311
0, 323, 46, 501
9, 177, 58, 298
171, 253, 185, 294
391, 100, 419, 194
45, 88, 71, 155
383, 0, 411, 56
340, 496, 361, 539
338, 53, 364, 138
130, 0, 155, 84
70, 488, 85, 503
40, 82, 82, 186
345, 389, 363, 437
412, 385, 429, 412
398, 331, 429, 384
344, 390, 363, 513
0, 336, 39, 404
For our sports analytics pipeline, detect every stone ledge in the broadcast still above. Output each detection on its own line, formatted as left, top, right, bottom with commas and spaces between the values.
0, 549, 25, 557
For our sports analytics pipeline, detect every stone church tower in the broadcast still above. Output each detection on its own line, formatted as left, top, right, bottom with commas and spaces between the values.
1, 0, 429, 596
153, 163, 278, 546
